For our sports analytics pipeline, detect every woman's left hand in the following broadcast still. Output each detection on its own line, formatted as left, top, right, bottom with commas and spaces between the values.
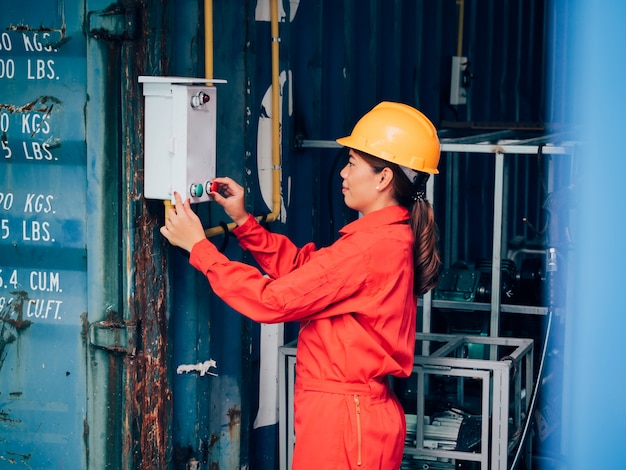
160, 192, 207, 252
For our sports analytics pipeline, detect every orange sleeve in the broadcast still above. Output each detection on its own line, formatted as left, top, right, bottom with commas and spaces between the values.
233, 214, 318, 278
189, 236, 367, 324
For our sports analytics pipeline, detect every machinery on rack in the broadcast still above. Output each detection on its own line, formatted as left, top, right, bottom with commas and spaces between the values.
434, 251, 546, 308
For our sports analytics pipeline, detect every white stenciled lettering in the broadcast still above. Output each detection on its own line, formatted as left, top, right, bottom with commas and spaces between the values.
0, 32, 12, 51
30, 271, 61, 293
0, 269, 19, 290
0, 59, 15, 79
0, 296, 11, 311
24, 194, 54, 213
22, 113, 50, 135
26, 298, 62, 320
22, 220, 52, 242
0, 219, 9, 239
0, 112, 9, 132
9, 269, 18, 289
22, 33, 54, 53
1, 139, 11, 159
23, 141, 53, 160
26, 59, 56, 80
0, 192, 13, 210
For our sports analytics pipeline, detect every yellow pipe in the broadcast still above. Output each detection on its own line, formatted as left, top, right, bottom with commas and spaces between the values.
205, 0, 214, 81
268, 0, 281, 224
204, 0, 281, 237
164, 199, 173, 216
456, 0, 464, 57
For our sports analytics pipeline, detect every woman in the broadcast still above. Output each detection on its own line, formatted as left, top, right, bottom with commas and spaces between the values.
160, 101, 441, 469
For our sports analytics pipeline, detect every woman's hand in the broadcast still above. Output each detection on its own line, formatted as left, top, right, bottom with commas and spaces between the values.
160, 192, 207, 252
209, 177, 249, 226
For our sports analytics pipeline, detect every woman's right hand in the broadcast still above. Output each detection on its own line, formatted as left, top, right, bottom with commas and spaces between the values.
209, 177, 250, 226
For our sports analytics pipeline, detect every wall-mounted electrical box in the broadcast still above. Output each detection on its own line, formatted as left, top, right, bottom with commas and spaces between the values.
450, 56, 468, 105
139, 76, 227, 203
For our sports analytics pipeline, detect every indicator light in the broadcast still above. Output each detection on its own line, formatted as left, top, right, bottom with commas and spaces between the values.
190, 91, 211, 109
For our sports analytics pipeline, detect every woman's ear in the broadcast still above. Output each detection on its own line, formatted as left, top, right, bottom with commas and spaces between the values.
379, 167, 394, 190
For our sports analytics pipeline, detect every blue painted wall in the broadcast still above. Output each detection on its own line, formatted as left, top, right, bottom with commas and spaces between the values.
0, 3, 89, 468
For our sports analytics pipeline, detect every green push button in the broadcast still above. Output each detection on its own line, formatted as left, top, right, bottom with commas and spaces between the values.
190, 184, 203, 198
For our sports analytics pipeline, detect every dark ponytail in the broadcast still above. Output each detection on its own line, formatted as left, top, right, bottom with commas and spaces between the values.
406, 171, 441, 295
410, 198, 441, 295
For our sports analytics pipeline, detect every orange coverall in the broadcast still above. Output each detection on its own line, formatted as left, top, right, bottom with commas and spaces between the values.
189, 205, 417, 469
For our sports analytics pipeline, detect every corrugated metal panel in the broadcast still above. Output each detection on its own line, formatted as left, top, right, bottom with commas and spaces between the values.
0, 3, 90, 468
287, 0, 563, 250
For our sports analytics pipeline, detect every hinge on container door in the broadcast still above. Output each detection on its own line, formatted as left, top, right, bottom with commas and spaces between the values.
89, 320, 137, 356
88, 5, 137, 41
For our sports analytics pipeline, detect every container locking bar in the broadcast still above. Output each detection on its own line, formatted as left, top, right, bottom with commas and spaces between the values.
89, 320, 137, 356
88, 5, 138, 41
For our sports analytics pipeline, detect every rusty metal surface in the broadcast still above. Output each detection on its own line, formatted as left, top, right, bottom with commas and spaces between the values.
0, 291, 34, 465
119, 1, 172, 469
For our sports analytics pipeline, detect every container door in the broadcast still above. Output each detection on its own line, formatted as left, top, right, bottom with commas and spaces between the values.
0, 1, 128, 468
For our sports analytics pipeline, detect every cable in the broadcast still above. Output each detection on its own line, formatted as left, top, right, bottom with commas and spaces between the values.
217, 221, 230, 253
509, 309, 552, 469
510, 248, 557, 469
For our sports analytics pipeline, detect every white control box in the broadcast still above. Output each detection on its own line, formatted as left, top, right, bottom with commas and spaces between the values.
450, 56, 468, 105
139, 76, 226, 203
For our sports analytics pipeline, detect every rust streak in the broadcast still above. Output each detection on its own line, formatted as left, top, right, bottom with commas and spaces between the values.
0, 96, 62, 115
7, 24, 56, 32
5, 451, 32, 464
6, 23, 68, 48
0, 410, 21, 424
227, 406, 241, 442
3, 291, 33, 331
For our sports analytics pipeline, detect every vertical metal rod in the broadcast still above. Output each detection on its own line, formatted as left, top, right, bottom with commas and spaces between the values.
451, 153, 460, 264
481, 369, 490, 467
278, 350, 286, 470
416, 369, 425, 453
443, 153, 453, 269
502, 153, 510, 262
422, 174, 436, 335
490, 151, 504, 337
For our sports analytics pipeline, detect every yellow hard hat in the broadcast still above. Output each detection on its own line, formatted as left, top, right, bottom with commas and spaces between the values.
336, 101, 440, 174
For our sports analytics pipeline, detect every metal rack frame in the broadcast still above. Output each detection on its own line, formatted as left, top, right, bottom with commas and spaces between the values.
278, 341, 298, 470
278, 333, 534, 470
297, 129, 577, 336
406, 333, 534, 470
424, 130, 577, 336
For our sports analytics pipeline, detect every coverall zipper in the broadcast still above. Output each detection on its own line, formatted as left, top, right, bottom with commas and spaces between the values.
354, 394, 362, 466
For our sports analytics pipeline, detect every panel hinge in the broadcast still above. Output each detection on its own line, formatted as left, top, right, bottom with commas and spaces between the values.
88, 5, 137, 41
89, 320, 137, 356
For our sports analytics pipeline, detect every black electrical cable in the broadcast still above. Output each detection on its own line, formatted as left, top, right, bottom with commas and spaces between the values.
509, 309, 553, 469
217, 221, 230, 253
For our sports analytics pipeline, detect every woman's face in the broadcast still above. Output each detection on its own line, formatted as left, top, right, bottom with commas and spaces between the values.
339, 150, 380, 214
